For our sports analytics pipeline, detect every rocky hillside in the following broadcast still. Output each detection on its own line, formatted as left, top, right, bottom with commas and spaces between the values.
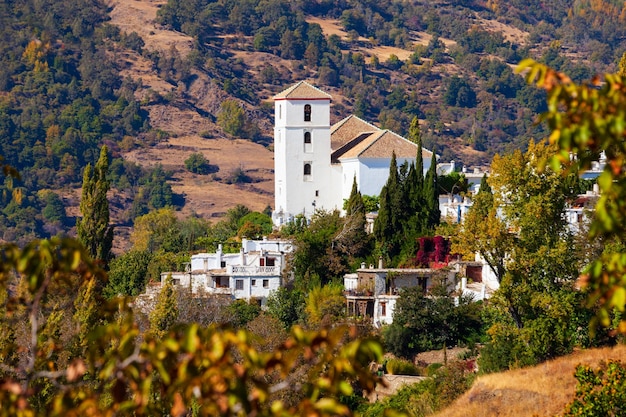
1, 0, 623, 246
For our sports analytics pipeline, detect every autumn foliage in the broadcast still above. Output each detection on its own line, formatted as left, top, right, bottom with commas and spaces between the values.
0, 238, 383, 417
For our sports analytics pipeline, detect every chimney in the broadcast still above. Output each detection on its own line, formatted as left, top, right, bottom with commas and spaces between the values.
378, 256, 383, 269
360, 262, 366, 269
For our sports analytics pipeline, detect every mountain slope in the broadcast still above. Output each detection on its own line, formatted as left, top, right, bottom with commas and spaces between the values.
108, 0, 274, 222
435, 344, 626, 417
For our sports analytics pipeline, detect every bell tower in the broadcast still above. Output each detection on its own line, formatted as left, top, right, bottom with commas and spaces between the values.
272, 81, 334, 227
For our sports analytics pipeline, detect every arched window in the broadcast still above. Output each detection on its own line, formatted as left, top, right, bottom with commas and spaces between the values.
304, 104, 311, 122
304, 131, 311, 144
304, 163, 312, 176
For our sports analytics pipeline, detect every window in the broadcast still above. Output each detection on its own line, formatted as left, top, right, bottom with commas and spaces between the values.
266, 257, 275, 266
315, 190, 319, 197
235, 279, 244, 290
304, 104, 311, 121
251, 279, 256, 286
380, 302, 387, 317
260, 258, 265, 266
263, 279, 269, 288
220, 261, 226, 268
279, 104, 282, 119
304, 131, 311, 144
304, 163, 311, 176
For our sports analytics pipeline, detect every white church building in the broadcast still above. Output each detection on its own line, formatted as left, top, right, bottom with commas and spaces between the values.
272, 81, 433, 227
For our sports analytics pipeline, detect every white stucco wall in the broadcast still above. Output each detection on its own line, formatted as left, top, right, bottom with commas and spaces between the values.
231, 275, 281, 305
274, 98, 340, 225
344, 156, 432, 201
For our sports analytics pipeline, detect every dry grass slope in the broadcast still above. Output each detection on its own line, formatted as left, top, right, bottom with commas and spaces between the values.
434, 344, 626, 417
106, 0, 274, 228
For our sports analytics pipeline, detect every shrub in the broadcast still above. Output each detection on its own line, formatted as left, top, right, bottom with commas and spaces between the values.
184, 152, 211, 174
562, 360, 626, 417
386, 358, 421, 376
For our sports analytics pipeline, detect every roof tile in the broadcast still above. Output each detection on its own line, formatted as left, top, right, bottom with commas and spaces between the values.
273, 81, 332, 100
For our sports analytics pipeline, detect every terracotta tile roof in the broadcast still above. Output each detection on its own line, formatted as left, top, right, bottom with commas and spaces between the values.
336, 130, 433, 160
331, 131, 377, 163
330, 115, 381, 150
273, 81, 331, 100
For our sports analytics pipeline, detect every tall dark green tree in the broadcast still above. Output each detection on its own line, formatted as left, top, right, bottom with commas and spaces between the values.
408, 116, 422, 146
374, 152, 402, 261
400, 136, 427, 258
424, 150, 440, 230
76, 146, 114, 265
335, 176, 371, 262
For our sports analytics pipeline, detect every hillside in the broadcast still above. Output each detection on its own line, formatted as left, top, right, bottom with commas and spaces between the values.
435, 344, 626, 417
1, 0, 625, 245
108, 0, 274, 221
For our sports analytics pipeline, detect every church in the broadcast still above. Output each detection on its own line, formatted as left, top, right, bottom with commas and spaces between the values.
272, 81, 433, 227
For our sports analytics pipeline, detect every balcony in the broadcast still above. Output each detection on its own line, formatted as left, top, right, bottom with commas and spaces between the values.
229, 266, 279, 276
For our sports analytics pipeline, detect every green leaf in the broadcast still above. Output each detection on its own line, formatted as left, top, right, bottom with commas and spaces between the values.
598, 171, 613, 192
611, 287, 626, 311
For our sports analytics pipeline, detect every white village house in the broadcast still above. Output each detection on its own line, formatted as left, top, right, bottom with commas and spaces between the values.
272, 81, 433, 227
160, 238, 293, 306
344, 258, 499, 327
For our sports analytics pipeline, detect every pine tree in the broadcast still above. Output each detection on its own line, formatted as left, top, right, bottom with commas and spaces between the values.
77, 146, 114, 265
149, 275, 179, 339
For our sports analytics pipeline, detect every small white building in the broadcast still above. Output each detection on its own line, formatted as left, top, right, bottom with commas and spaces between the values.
344, 256, 501, 327
272, 81, 433, 227
161, 238, 294, 306
344, 264, 456, 328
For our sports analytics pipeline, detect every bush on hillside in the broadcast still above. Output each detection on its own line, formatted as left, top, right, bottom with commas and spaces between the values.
184, 152, 211, 174
385, 358, 422, 376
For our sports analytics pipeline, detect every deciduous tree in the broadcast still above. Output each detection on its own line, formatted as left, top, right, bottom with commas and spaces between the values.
455, 141, 590, 370
519, 60, 626, 333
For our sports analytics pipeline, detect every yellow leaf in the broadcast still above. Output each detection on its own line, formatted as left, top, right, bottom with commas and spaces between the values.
611, 287, 626, 311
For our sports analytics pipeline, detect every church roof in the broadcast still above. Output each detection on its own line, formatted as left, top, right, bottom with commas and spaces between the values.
330, 115, 381, 150
335, 130, 433, 161
273, 81, 332, 100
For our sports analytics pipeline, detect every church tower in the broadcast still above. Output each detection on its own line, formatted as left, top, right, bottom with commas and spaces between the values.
272, 82, 336, 227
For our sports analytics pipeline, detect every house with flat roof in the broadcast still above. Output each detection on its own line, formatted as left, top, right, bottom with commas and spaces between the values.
161, 238, 294, 306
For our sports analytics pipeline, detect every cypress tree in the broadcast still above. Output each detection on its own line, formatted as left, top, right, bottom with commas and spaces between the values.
77, 146, 114, 265
479, 173, 491, 194
415, 131, 424, 190
374, 152, 402, 261
424, 150, 440, 230
149, 274, 179, 339
346, 176, 363, 216
408, 116, 421, 145
337, 176, 370, 260
72, 276, 102, 356
387, 152, 402, 235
